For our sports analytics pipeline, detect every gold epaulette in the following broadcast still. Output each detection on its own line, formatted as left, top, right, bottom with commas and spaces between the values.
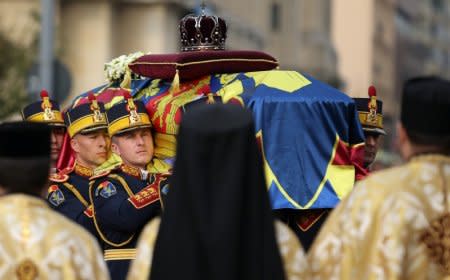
49, 165, 74, 183
49, 172, 69, 183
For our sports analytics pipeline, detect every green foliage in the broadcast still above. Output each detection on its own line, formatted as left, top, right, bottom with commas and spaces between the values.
0, 31, 37, 119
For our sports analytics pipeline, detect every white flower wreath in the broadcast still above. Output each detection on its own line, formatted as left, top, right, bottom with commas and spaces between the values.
104, 51, 148, 83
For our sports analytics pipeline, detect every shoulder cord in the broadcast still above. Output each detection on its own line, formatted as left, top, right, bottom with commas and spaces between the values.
88, 176, 135, 247
62, 182, 89, 208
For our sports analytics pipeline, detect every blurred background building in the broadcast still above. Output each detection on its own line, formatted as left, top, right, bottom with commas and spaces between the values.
1, 0, 449, 165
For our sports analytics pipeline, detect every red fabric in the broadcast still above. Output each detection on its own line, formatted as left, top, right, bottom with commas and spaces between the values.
331, 139, 368, 181
351, 144, 369, 181
56, 133, 75, 171
332, 139, 352, 166
129, 50, 278, 81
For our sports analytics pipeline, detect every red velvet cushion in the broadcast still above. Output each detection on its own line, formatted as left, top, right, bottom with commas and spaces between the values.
129, 50, 278, 81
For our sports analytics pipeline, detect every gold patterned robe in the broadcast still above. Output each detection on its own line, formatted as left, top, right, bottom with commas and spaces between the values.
0, 194, 109, 280
307, 154, 450, 280
127, 218, 307, 280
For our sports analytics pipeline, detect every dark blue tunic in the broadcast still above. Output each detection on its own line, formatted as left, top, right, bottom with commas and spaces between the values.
47, 164, 96, 236
89, 165, 169, 280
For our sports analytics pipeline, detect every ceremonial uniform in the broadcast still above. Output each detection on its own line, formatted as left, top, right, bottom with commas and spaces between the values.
90, 91, 169, 280
353, 86, 387, 170
47, 163, 97, 236
90, 164, 169, 280
47, 94, 108, 236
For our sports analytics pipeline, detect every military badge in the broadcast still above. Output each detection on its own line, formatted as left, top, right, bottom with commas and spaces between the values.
366, 86, 379, 125
40, 91, 56, 121
88, 93, 106, 123
48, 185, 65, 207
96, 181, 117, 198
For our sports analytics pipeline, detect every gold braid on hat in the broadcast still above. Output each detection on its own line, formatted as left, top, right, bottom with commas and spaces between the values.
88, 93, 105, 123
40, 90, 55, 121
123, 90, 141, 124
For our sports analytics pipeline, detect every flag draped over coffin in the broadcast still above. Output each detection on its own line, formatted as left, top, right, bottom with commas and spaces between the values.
70, 70, 366, 210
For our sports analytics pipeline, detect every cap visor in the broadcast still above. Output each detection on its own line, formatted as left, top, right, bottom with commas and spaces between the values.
363, 127, 387, 135
79, 125, 109, 135
112, 124, 152, 136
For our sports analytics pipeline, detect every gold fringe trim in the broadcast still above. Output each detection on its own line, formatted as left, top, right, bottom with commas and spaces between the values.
170, 69, 180, 93
120, 67, 132, 89
104, 248, 136, 261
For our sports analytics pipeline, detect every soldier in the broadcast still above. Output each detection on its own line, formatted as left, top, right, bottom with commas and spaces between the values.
22, 89, 66, 173
0, 121, 108, 280
47, 93, 109, 236
89, 91, 169, 280
353, 86, 387, 169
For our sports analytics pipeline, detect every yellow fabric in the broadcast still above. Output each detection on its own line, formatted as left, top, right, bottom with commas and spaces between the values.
147, 158, 172, 174
307, 154, 450, 280
26, 111, 64, 124
153, 133, 177, 159
245, 71, 311, 93
324, 135, 356, 200
0, 194, 109, 280
126, 218, 306, 280
150, 77, 211, 135
94, 154, 171, 175
108, 113, 151, 136
67, 114, 107, 137
94, 153, 122, 175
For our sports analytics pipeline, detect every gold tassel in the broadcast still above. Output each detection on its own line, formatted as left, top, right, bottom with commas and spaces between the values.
170, 68, 180, 93
120, 68, 132, 89
206, 93, 215, 104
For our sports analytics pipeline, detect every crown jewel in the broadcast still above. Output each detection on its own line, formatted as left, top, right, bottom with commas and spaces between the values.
179, 11, 227, 52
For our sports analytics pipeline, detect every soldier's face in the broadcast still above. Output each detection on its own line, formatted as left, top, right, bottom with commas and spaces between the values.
71, 130, 109, 168
364, 132, 381, 167
50, 127, 65, 166
111, 128, 154, 169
